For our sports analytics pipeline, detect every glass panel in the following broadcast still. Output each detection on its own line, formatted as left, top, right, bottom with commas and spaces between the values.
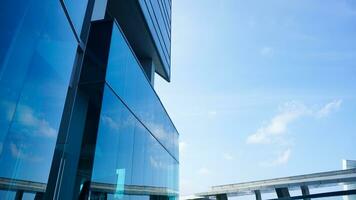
0, 191, 15, 199
23, 193, 36, 200
91, 85, 178, 195
63, 0, 89, 38
131, 119, 147, 186
91, 87, 135, 186
105, 24, 178, 159
138, 0, 171, 73
0, 0, 77, 187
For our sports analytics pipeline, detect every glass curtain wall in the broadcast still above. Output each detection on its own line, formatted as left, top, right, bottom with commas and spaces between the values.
0, 0, 87, 198
88, 22, 179, 199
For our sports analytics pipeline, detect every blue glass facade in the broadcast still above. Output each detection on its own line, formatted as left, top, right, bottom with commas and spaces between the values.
105, 25, 178, 160
92, 85, 178, 192
90, 23, 178, 196
63, 0, 89, 39
0, 0, 78, 188
0, 0, 178, 199
138, 0, 172, 76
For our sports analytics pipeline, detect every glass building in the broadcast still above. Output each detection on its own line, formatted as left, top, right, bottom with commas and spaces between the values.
0, 0, 178, 199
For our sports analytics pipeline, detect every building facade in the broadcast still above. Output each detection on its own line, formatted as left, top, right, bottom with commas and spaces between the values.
0, 0, 178, 199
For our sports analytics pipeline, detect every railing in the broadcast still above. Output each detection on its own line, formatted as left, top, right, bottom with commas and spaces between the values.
0, 177, 178, 199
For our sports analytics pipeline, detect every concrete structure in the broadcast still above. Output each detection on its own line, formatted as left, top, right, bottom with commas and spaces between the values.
194, 169, 356, 200
343, 160, 356, 200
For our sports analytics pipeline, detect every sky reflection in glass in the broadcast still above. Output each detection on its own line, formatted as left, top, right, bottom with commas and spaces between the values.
0, 0, 77, 184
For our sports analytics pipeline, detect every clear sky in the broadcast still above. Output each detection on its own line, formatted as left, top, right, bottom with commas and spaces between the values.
155, 0, 356, 197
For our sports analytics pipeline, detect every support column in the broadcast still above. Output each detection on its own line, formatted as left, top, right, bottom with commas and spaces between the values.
150, 195, 169, 200
140, 58, 156, 86
216, 194, 228, 200
15, 190, 24, 200
45, 20, 112, 200
275, 187, 290, 199
301, 185, 311, 200
34, 192, 44, 200
254, 190, 262, 200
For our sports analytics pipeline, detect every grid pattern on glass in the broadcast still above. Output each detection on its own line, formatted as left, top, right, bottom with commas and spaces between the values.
138, 0, 171, 74
90, 85, 178, 192
105, 23, 178, 160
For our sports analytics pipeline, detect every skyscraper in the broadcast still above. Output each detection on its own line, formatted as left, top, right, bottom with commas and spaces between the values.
0, 0, 178, 199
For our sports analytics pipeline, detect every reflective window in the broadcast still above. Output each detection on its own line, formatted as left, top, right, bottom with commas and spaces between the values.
0, 0, 77, 185
90, 85, 178, 195
105, 24, 178, 159
0, 191, 14, 200
91, 87, 135, 186
138, 0, 171, 73
63, 0, 89, 38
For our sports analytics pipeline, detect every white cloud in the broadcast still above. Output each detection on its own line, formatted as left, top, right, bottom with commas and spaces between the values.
246, 101, 307, 144
198, 167, 211, 175
316, 99, 342, 118
261, 149, 291, 167
223, 153, 234, 161
246, 100, 342, 145
247, 100, 342, 168
260, 47, 274, 56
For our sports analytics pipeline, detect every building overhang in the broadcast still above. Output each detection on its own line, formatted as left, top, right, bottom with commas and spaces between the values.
106, 0, 171, 82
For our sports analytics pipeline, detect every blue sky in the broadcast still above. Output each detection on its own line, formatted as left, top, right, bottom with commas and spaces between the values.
155, 0, 356, 196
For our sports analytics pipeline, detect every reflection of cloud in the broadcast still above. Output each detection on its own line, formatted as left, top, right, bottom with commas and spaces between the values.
16, 105, 57, 138
150, 156, 160, 169
260, 149, 291, 167
145, 122, 177, 150
0, 100, 16, 122
198, 167, 211, 175
101, 115, 136, 131
102, 115, 120, 130
10, 143, 43, 162
149, 155, 169, 170
223, 153, 234, 161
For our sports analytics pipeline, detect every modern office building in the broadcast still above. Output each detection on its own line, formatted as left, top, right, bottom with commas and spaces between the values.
0, 0, 178, 199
